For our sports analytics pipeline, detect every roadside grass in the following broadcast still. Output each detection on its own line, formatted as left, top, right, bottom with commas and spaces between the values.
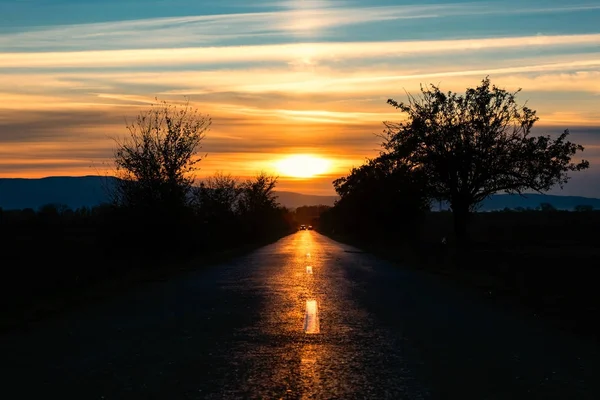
321, 211, 600, 340
0, 228, 291, 334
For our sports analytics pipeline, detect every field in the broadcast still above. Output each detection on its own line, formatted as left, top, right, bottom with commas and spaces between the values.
0, 206, 293, 332
323, 210, 600, 340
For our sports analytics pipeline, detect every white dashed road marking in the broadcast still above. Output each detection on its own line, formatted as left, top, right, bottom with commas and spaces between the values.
304, 300, 320, 334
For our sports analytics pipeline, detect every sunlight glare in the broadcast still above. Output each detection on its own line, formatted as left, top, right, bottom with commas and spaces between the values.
276, 155, 330, 178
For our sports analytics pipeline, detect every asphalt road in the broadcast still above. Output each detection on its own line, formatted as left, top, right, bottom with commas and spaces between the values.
1, 231, 599, 399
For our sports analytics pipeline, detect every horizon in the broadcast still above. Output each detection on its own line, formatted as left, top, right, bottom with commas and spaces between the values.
4, 174, 600, 202
2, 0, 600, 196
0, 174, 338, 198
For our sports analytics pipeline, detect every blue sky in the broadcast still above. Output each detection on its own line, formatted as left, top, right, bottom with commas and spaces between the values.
1, 0, 599, 195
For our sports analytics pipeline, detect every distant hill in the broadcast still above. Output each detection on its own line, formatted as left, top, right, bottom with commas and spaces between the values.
1, 176, 599, 211
0, 176, 117, 210
273, 191, 338, 209
0, 176, 337, 210
433, 193, 600, 211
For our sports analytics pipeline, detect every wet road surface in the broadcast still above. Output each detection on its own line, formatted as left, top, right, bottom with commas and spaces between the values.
1, 231, 599, 399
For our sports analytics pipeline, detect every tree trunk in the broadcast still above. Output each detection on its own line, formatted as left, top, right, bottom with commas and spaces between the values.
451, 201, 470, 248
449, 201, 471, 270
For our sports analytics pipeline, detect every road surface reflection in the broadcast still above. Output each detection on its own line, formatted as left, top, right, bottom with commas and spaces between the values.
225, 230, 423, 399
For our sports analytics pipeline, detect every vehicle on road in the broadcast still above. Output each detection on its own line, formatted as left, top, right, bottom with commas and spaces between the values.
299, 224, 307, 230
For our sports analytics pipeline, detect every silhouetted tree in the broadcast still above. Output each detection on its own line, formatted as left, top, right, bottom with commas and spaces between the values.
113, 98, 211, 213
193, 172, 242, 245
539, 202, 557, 212
384, 77, 589, 244
295, 205, 330, 225
238, 172, 279, 215
195, 172, 240, 220
237, 172, 282, 237
574, 204, 593, 212
37, 203, 70, 225
330, 153, 430, 240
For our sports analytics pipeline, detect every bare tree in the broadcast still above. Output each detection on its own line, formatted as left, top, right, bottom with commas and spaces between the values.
237, 172, 279, 216
113, 98, 211, 212
195, 172, 241, 220
384, 77, 589, 244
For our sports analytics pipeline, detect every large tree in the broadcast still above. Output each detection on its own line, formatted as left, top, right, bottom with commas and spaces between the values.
384, 77, 589, 243
113, 98, 211, 212
331, 154, 430, 239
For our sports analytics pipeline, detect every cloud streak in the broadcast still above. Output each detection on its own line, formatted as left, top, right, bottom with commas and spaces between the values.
3, 1, 600, 50
3, 33, 600, 69
0, 3, 463, 50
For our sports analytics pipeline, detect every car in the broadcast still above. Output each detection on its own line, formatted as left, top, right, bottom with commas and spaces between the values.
307, 225, 313, 230
299, 225, 307, 230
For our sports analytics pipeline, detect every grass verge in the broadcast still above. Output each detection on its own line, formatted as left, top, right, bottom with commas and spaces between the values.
322, 231, 599, 341
0, 233, 290, 334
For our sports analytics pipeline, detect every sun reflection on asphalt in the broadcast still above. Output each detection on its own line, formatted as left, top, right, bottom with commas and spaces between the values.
304, 299, 320, 334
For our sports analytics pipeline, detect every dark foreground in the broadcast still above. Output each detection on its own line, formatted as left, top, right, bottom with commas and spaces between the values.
1, 231, 599, 399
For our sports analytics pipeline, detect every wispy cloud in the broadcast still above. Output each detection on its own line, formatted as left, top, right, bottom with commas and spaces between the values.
0, 3, 459, 50
3, 1, 600, 51
2, 34, 600, 69
3, 57, 600, 106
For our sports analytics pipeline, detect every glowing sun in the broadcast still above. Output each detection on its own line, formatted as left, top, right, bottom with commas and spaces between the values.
275, 155, 331, 178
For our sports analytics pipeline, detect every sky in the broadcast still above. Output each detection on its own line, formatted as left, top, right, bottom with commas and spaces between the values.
1, 0, 599, 196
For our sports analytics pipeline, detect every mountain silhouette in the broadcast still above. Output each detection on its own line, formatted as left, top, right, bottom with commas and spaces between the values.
272, 191, 338, 208
1, 176, 598, 211
0, 176, 118, 210
0, 176, 339, 210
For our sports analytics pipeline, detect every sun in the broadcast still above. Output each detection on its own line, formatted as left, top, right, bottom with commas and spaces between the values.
275, 155, 331, 178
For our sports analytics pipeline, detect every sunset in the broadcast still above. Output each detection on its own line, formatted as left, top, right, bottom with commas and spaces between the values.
1, 0, 599, 195
2, 1, 600, 398
275, 154, 331, 178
